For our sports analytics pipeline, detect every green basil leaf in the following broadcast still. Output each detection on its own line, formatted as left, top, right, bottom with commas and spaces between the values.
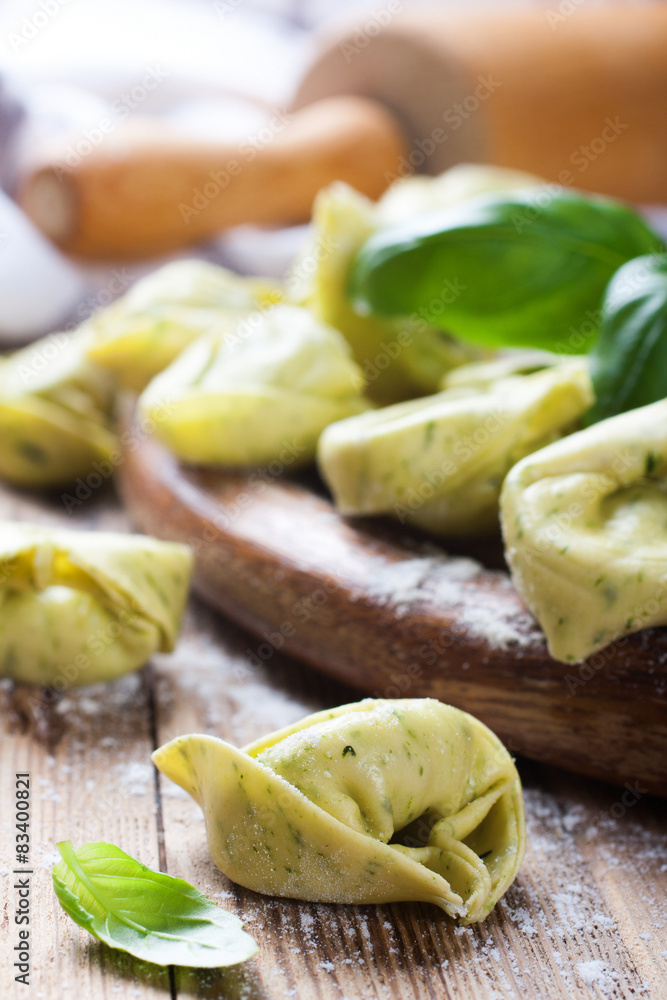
349, 189, 662, 352
52, 840, 258, 968
587, 253, 667, 424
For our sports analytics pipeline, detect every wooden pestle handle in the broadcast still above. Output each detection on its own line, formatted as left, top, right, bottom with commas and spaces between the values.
18, 96, 407, 260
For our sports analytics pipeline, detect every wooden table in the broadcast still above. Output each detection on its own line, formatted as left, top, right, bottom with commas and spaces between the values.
1, 482, 666, 1000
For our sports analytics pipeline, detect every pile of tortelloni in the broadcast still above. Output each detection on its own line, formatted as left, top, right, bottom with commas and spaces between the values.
0, 164, 537, 491
153, 698, 525, 924
2, 164, 666, 667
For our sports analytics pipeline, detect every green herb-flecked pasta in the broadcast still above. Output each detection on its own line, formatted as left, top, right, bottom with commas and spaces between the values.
153, 698, 525, 924
0, 523, 192, 686
0, 329, 117, 488
290, 175, 527, 404
318, 360, 593, 536
86, 259, 283, 391
139, 303, 368, 468
294, 182, 476, 404
501, 398, 667, 662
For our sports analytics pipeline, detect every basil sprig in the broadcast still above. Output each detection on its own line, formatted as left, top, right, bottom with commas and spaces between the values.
587, 253, 667, 424
349, 189, 662, 352
52, 840, 258, 968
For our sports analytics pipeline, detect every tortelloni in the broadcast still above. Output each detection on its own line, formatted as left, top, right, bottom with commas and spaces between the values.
375, 163, 544, 227
289, 181, 478, 404
139, 304, 368, 467
153, 699, 525, 924
86, 260, 283, 391
318, 360, 593, 537
289, 167, 544, 404
0, 329, 117, 488
440, 349, 562, 394
0, 523, 192, 686
501, 398, 667, 663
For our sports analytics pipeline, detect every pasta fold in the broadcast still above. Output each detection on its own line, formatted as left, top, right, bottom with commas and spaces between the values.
139, 304, 367, 467
86, 260, 282, 390
290, 168, 542, 403
501, 398, 667, 662
0, 523, 192, 685
153, 698, 525, 924
318, 360, 593, 536
0, 330, 117, 488
289, 181, 479, 403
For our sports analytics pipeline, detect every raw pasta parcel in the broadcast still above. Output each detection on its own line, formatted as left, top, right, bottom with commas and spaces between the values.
154, 698, 525, 924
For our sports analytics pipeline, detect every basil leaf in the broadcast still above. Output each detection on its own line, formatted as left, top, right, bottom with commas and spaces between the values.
52, 840, 258, 968
588, 253, 667, 424
349, 189, 662, 352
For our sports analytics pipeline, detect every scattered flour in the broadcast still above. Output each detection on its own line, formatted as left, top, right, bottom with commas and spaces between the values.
115, 761, 154, 797
457, 603, 540, 650
562, 804, 587, 833
363, 555, 481, 614
577, 960, 619, 993
363, 553, 544, 650
36, 845, 62, 869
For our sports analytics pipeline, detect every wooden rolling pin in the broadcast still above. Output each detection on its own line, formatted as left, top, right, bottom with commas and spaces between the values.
295, 3, 667, 204
18, 96, 406, 260
19, 4, 667, 259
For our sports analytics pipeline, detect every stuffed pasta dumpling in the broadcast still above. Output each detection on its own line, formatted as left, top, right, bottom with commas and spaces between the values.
290, 167, 545, 403
318, 360, 593, 536
501, 398, 667, 662
289, 181, 478, 403
440, 349, 562, 393
153, 698, 525, 924
86, 260, 283, 391
0, 329, 117, 488
139, 303, 368, 467
0, 523, 192, 686
375, 163, 543, 227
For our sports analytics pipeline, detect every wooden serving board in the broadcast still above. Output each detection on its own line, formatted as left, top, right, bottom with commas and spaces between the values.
118, 409, 667, 797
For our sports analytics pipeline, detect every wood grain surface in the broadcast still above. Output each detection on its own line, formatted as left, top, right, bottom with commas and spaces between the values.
117, 414, 667, 797
0, 476, 665, 999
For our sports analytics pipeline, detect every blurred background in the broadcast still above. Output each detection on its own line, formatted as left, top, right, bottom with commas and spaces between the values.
0, 0, 664, 345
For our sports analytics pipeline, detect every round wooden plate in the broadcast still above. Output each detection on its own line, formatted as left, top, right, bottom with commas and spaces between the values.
118, 407, 667, 796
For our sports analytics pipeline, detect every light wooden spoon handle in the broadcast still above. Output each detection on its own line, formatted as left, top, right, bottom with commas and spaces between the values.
19, 96, 407, 260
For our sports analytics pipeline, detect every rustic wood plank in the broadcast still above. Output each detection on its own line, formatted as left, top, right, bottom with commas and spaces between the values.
151, 598, 667, 1000
0, 486, 171, 1000
0, 663, 174, 998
